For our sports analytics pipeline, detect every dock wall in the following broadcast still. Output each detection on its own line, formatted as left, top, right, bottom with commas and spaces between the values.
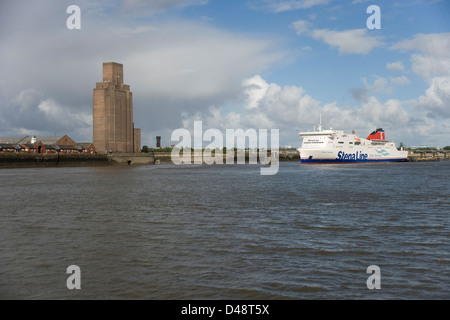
407, 150, 450, 162
0, 153, 154, 168
107, 153, 155, 165
0, 153, 110, 168
152, 150, 300, 163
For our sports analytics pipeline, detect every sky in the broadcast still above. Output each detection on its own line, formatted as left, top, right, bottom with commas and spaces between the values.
0, 0, 449, 148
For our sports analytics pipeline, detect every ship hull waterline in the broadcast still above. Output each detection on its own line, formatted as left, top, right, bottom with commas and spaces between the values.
300, 157, 409, 164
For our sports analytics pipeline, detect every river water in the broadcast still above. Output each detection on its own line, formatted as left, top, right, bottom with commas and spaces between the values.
0, 161, 449, 299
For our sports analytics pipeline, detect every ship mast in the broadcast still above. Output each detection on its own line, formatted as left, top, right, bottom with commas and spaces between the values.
318, 114, 322, 132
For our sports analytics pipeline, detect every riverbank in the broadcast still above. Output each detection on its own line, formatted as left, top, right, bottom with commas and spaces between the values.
0, 153, 155, 168
2, 149, 448, 168
151, 150, 300, 164
0, 151, 298, 168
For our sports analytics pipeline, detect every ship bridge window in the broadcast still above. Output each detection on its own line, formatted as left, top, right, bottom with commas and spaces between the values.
355, 142, 361, 145
349, 142, 353, 144
338, 141, 344, 144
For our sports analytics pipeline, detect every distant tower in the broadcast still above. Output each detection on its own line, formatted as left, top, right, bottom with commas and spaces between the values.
93, 62, 141, 153
134, 126, 141, 153
156, 136, 161, 148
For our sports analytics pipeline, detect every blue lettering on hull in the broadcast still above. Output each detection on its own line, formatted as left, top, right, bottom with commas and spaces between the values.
301, 158, 408, 164
336, 151, 368, 161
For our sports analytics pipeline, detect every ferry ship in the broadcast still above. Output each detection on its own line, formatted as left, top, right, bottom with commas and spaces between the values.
297, 119, 408, 164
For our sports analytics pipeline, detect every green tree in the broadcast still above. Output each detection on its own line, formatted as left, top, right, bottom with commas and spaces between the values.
141, 145, 149, 153
444, 146, 450, 150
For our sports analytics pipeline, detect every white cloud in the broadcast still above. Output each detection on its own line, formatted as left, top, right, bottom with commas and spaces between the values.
179, 74, 323, 144
364, 76, 388, 93
122, 22, 283, 101
117, 0, 209, 17
177, 73, 449, 147
392, 32, 450, 59
111, 25, 159, 37
242, 75, 270, 110
182, 75, 385, 144
410, 54, 450, 80
386, 61, 405, 72
249, 0, 330, 13
12, 90, 44, 113
352, 75, 410, 102
38, 99, 92, 127
292, 20, 311, 35
390, 76, 411, 88
311, 28, 383, 54
392, 32, 450, 80
391, 32, 450, 120
0, 89, 92, 140
361, 96, 411, 127
244, 77, 321, 129
415, 77, 450, 118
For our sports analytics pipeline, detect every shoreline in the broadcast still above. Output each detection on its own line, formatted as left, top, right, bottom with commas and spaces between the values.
1, 151, 447, 169
0, 151, 300, 169
0, 152, 300, 168
0, 153, 154, 168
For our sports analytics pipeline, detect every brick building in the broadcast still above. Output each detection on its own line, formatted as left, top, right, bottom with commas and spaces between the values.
0, 135, 96, 154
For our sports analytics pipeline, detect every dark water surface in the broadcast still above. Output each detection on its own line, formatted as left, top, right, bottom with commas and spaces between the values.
1, 162, 449, 299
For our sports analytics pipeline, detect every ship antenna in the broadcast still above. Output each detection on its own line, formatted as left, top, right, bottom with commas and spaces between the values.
318, 114, 322, 132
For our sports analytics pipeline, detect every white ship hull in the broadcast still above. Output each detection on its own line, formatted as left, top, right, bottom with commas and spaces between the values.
297, 125, 408, 164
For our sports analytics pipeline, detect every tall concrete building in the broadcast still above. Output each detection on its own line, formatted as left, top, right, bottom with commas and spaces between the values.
93, 62, 141, 153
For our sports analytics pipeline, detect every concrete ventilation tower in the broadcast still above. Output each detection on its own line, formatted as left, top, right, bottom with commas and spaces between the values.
93, 62, 141, 153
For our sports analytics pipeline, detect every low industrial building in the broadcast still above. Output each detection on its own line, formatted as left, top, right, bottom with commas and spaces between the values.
0, 135, 96, 154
